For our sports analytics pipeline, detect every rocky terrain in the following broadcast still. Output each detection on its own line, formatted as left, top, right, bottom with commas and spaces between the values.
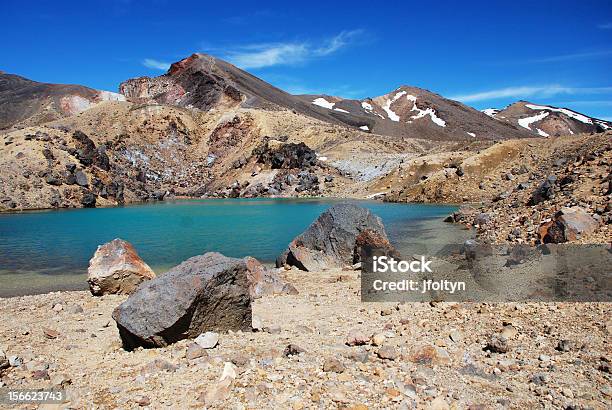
382, 132, 611, 245
484, 101, 611, 137
1, 273, 610, 409
0, 72, 125, 131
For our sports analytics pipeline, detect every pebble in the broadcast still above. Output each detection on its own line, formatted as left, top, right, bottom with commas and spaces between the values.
134, 395, 151, 407
43, 327, 60, 339
264, 325, 281, 334
322, 357, 345, 373
376, 346, 399, 361
371, 333, 386, 346
194, 332, 219, 349
52, 303, 63, 312
283, 344, 306, 357
449, 330, 462, 343
500, 325, 518, 339
8, 355, 22, 367
346, 329, 370, 346
186, 342, 208, 360
252, 315, 263, 332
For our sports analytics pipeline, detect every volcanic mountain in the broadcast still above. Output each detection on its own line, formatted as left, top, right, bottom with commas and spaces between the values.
119, 53, 531, 141
483, 101, 611, 137
0, 72, 125, 130
296, 87, 533, 140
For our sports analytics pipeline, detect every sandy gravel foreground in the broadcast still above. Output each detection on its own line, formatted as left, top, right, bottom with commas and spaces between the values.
0, 268, 610, 409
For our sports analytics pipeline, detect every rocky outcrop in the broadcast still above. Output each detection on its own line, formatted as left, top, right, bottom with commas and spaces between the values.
112, 252, 252, 349
253, 139, 318, 170
276, 204, 390, 271
87, 239, 155, 296
538, 206, 599, 243
244, 257, 298, 298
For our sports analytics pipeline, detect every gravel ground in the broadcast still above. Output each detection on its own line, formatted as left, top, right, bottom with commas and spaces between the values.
0, 268, 610, 409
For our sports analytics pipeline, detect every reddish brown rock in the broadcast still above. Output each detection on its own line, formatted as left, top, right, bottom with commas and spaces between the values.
409, 344, 451, 365
87, 239, 156, 296
244, 257, 298, 299
539, 206, 599, 243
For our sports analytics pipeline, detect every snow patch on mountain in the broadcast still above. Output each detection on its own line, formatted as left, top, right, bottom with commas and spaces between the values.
359, 125, 369, 131
482, 108, 499, 117
405, 94, 446, 127
467, 132, 476, 137
382, 91, 407, 121
312, 97, 335, 110
361, 101, 373, 111
525, 104, 592, 124
536, 128, 549, 137
596, 120, 610, 130
518, 111, 549, 130
334, 107, 349, 113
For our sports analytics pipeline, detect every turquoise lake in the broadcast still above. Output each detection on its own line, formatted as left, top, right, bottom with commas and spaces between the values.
0, 198, 468, 297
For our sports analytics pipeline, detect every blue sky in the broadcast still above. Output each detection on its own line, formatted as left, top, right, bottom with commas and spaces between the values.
2, 0, 612, 119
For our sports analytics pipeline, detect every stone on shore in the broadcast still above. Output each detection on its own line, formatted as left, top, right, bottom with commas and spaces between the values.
276, 204, 391, 271
112, 252, 252, 350
87, 239, 156, 296
538, 206, 599, 243
244, 257, 298, 298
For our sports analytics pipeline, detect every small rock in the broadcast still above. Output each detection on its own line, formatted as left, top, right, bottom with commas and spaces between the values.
141, 358, 178, 374
67, 304, 84, 314
264, 325, 281, 334
186, 342, 208, 360
31, 370, 50, 380
428, 396, 450, 410
135, 395, 151, 407
43, 327, 60, 339
449, 330, 462, 342
556, 339, 575, 352
410, 345, 450, 365
8, 355, 22, 367
283, 344, 306, 357
380, 309, 392, 316
371, 333, 386, 346
346, 329, 370, 346
377, 346, 399, 361
52, 303, 63, 312
50, 373, 71, 388
252, 315, 263, 332
323, 357, 345, 373
194, 332, 219, 349
484, 335, 509, 353
500, 325, 518, 339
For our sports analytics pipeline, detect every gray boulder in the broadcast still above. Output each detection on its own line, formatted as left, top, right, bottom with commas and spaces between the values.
276, 204, 390, 271
112, 252, 252, 350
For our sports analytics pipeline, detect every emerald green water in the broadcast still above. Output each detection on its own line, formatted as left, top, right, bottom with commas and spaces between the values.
0, 198, 467, 297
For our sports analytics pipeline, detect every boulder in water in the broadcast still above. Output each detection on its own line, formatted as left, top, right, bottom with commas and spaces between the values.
87, 239, 155, 296
276, 204, 391, 271
112, 252, 252, 349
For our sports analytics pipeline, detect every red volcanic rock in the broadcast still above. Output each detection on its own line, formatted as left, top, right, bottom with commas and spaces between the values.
539, 206, 599, 243
87, 238, 156, 296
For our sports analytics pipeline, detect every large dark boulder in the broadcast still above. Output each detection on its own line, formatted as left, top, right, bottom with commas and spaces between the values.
276, 204, 391, 271
112, 252, 252, 350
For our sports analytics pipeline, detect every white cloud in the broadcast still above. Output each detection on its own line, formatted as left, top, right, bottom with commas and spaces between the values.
451, 85, 612, 102
527, 50, 612, 63
598, 22, 612, 29
221, 30, 364, 69
142, 58, 171, 71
